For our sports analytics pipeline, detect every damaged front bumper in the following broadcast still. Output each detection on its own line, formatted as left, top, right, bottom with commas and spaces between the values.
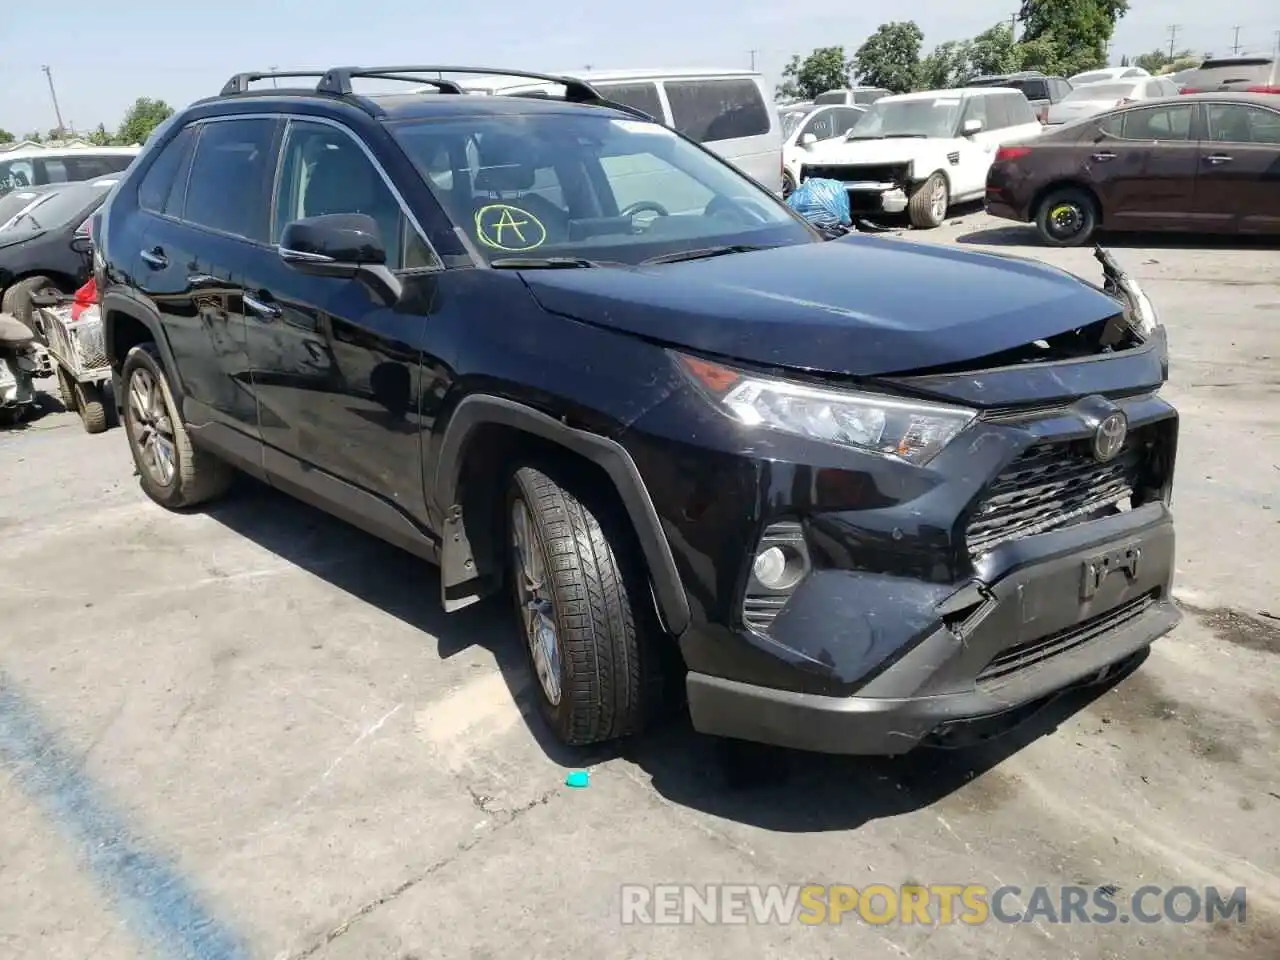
687, 502, 1179, 755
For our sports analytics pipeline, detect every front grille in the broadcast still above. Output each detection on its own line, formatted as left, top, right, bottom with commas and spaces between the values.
977, 590, 1158, 685
801, 163, 907, 184
966, 434, 1146, 558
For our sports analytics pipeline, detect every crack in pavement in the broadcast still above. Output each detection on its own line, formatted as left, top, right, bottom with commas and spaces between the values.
282, 785, 560, 959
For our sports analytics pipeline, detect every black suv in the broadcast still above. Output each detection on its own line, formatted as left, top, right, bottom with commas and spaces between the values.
95, 65, 1181, 755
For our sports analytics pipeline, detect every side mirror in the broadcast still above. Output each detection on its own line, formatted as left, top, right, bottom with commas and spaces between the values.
799, 133, 817, 147
70, 236, 92, 255
962, 119, 984, 136
278, 213, 402, 306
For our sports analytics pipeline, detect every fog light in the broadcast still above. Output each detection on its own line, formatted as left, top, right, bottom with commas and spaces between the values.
753, 546, 788, 588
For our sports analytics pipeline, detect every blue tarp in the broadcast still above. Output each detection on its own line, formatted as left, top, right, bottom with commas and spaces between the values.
785, 178, 851, 229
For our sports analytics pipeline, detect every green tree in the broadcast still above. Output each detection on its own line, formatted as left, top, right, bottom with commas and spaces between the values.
853, 21, 925, 94
116, 97, 174, 146
964, 23, 1024, 78
776, 47, 853, 101
87, 123, 115, 147
916, 40, 969, 90
1134, 48, 1198, 74
21, 131, 44, 143
1018, 0, 1129, 76
0, 129, 13, 144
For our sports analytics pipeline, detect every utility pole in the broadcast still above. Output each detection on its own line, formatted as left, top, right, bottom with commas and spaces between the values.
1009, 13, 1018, 40
1167, 25, 1179, 60
1231, 26, 1242, 55
41, 65, 66, 138
748, 49, 759, 71
269, 65, 279, 88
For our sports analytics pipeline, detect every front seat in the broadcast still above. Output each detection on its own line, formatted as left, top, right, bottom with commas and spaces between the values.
302, 144, 403, 264
471, 133, 568, 247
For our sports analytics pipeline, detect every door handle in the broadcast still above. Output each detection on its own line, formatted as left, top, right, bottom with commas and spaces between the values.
243, 292, 282, 320
1091, 152, 1117, 161
140, 247, 168, 269
1205, 154, 1233, 164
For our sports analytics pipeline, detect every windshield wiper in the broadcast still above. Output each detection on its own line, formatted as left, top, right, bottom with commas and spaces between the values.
640, 244, 771, 265
489, 256, 604, 269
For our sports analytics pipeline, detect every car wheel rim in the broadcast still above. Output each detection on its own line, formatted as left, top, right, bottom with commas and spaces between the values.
1048, 203, 1084, 238
931, 179, 947, 220
782, 173, 796, 198
511, 498, 562, 705
127, 368, 176, 487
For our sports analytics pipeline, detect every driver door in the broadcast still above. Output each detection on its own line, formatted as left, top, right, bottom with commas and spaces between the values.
954, 97, 998, 197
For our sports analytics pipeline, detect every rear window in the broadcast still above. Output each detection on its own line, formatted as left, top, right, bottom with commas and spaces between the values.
1014, 79, 1050, 100
1185, 58, 1274, 87
1065, 82, 1137, 101
1072, 71, 1114, 85
595, 82, 664, 122
665, 78, 771, 142
813, 90, 847, 105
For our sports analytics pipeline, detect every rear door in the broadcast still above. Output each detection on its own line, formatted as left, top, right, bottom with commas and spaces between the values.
1088, 102, 1203, 230
663, 77, 781, 190
1197, 101, 1280, 233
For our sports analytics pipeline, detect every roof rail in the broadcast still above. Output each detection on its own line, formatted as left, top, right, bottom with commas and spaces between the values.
314, 65, 603, 102
220, 71, 329, 95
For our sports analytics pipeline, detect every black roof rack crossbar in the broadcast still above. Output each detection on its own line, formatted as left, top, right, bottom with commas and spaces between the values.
220, 71, 329, 95
315, 65, 603, 103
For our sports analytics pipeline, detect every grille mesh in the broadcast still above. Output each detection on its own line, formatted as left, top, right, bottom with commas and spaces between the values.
966, 438, 1143, 558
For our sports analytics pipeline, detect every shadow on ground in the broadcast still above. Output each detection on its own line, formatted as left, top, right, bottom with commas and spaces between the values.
957, 224, 1280, 251
203, 476, 1137, 832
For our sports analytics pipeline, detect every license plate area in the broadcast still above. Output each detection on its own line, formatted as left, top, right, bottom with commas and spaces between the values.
1080, 543, 1142, 600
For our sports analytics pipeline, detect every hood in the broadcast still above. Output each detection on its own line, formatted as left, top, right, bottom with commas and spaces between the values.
802, 136, 933, 165
520, 235, 1126, 377
0, 228, 41, 250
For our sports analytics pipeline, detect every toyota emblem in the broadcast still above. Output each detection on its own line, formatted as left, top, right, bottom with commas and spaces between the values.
1092, 411, 1128, 462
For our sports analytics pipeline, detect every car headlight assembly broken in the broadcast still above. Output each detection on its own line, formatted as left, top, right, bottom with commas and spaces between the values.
676, 353, 976, 466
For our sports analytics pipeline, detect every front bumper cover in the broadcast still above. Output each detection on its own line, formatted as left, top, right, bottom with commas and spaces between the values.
686, 504, 1179, 755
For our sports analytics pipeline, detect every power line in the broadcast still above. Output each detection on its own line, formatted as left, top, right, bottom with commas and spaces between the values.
1231, 26, 1242, 54
748, 49, 759, 71
1167, 24, 1180, 59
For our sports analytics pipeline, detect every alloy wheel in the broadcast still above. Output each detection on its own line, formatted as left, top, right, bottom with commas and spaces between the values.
930, 178, 948, 222
511, 497, 562, 705
127, 367, 177, 487
1047, 202, 1084, 239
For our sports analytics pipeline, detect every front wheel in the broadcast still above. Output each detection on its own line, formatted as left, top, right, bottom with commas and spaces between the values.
74, 380, 107, 434
908, 173, 949, 229
121, 343, 233, 508
507, 465, 662, 746
1035, 188, 1098, 247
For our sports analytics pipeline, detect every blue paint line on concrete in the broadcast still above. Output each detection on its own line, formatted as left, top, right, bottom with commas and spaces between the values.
0, 672, 249, 960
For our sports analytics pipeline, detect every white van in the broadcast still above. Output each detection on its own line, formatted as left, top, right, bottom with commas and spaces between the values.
458, 69, 783, 192
0, 145, 139, 195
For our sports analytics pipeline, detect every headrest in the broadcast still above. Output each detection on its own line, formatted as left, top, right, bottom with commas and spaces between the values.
473, 133, 535, 192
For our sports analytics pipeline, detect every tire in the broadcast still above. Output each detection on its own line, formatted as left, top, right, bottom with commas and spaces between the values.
908, 172, 949, 229
1035, 187, 1098, 247
782, 169, 797, 199
55, 366, 78, 411
74, 380, 108, 434
4, 276, 61, 332
506, 464, 663, 746
121, 343, 233, 508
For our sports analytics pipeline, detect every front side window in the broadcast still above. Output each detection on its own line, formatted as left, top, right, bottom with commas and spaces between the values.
848, 96, 965, 140
831, 107, 865, 135
665, 78, 770, 142
1206, 103, 1280, 144
273, 120, 437, 271
183, 118, 277, 242
390, 113, 813, 266
798, 109, 838, 142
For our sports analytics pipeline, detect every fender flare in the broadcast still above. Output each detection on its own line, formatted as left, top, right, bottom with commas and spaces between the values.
101, 291, 185, 409
432, 394, 691, 636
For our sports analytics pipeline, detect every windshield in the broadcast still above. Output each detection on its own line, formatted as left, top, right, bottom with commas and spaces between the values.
846, 97, 963, 139
389, 113, 816, 266
0, 189, 48, 230
0, 184, 99, 233
1064, 82, 1137, 102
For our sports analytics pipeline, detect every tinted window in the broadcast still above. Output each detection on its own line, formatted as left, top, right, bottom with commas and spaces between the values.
389, 113, 810, 266
137, 126, 196, 215
38, 158, 70, 182
64, 155, 134, 181
1205, 103, 1280, 145
595, 82, 664, 122
183, 118, 276, 241
1104, 104, 1194, 140
665, 78, 770, 142
1018, 79, 1050, 100
273, 120, 436, 270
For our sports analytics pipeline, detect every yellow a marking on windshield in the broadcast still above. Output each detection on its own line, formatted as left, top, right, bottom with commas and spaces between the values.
474, 204, 547, 251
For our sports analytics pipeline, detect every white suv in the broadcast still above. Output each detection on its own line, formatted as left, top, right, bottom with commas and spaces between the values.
797, 87, 1043, 228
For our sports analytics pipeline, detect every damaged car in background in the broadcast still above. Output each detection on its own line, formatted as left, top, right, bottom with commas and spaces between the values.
96, 67, 1179, 757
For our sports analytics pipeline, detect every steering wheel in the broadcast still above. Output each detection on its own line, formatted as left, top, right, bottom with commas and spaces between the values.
620, 200, 670, 222
704, 195, 771, 225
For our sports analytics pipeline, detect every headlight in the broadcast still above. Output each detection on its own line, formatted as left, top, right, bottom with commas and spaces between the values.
1126, 276, 1159, 339
675, 353, 977, 466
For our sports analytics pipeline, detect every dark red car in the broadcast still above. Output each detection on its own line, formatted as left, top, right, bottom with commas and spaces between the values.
984, 93, 1280, 246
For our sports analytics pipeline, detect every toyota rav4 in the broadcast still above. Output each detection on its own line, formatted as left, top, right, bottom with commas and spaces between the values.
94, 66, 1181, 754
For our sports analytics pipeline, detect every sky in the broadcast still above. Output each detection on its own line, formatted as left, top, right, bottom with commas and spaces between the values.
3, 1, 1277, 136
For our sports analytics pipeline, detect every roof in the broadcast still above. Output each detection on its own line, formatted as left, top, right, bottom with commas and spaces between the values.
1163, 91, 1280, 105
0, 143, 139, 160
879, 87, 1021, 102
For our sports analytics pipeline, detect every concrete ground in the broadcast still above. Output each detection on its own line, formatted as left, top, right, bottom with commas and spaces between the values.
1, 213, 1278, 960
